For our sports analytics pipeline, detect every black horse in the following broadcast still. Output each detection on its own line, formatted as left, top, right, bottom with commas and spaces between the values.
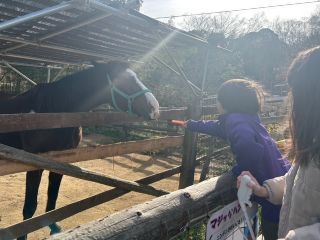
0, 61, 159, 240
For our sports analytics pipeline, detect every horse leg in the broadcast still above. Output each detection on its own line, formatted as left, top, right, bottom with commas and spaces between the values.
18, 170, 43, 240
46, 171, 63, 235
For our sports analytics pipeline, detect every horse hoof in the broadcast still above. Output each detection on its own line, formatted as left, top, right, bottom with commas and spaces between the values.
49, 223, 61, 235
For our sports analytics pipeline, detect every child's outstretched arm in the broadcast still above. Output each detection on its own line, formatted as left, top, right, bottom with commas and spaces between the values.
186, 119, 226, 139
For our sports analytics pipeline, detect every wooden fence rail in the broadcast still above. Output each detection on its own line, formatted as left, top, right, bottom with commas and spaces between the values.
0, 164, 183, 240
0, 136, 183, 176
0, 144, 168, 197
48, 172, 236, 240
0, 148, 227, 240
0, 109, 285, 134
0, 109, 187, 133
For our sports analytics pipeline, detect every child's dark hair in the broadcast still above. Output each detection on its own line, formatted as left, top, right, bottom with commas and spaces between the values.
217, 79, 265, 115
287, 46, 320, 167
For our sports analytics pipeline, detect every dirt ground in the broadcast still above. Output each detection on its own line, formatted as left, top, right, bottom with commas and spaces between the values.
0, 134, 201, 239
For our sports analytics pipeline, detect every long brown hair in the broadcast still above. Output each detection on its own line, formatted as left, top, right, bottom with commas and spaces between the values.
287, 46, 320, 167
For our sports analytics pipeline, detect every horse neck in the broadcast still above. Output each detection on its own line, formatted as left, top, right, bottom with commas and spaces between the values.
0, 90, 35, 114
44, 68, 112, 113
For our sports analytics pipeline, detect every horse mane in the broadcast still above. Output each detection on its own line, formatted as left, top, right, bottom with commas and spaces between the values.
46, 60, 130, 88
92, 61, 130, 80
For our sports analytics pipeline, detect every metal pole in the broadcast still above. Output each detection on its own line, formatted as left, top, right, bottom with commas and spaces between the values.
153, 56, 202, 92
3, 61, 37, 85
1, 13, 113, 53
201, 48, 210, 91
0, 1, 75, 32
217, 45, 233, 53
51, 66, 68, 82
47, 67, 51, 83
161, 41, 201, 96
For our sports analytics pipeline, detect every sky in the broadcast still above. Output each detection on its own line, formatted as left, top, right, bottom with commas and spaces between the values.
141, 0, 319, 26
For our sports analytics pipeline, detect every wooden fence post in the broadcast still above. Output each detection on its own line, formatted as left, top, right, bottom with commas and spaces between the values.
179, 97, 202, 188
200, 137, 214, 182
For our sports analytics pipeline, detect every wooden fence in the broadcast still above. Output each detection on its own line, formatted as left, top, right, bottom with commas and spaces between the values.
0, 108, 192, 239
0, 106, 286, 239
49, 173, 237, 240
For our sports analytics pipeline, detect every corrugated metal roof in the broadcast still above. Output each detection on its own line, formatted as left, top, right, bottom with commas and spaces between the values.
0, 0, 208, 67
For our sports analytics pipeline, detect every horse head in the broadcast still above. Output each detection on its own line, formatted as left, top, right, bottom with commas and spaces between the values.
94, 61, 160, 120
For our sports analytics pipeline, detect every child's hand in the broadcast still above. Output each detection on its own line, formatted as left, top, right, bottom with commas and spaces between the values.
237, 171, 269, 198
169, 120, 187, 128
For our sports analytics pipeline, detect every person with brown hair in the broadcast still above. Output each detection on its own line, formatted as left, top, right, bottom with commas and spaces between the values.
185, 79, 290, 239
238, 46, 320, 239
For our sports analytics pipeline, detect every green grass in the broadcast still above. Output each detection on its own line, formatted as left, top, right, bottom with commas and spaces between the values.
176, 224, 206, 240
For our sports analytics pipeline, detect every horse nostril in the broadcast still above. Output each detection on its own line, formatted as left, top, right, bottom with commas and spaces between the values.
155, 110, 160, 119
149, 109, 160, 120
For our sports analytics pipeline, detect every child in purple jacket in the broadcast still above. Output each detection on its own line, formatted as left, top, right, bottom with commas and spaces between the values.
186, 79, 290, 240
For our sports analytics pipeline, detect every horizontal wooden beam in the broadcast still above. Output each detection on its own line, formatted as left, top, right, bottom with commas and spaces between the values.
0, 109, 187, 133
0, 136, 183, 176
261, 115, 287, 124
49, 172, 237, 240
0, 144, 168, 197
0, 109, 285, 134
0, 146, 231, 239
0, 112, 138, 133
0, 165, 182, 240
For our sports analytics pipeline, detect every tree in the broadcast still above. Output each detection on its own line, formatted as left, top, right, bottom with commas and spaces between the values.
183, 13, 246, 39
244, 12, 270, 34
306, 7, 320, 48
234, 28, 288, 91
271, 18, 309, 50
106, 0, 143, 11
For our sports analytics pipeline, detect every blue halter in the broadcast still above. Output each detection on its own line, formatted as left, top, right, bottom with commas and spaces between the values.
107, 73, 151, 115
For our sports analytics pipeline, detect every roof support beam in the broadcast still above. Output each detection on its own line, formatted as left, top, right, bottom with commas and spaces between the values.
0, 0, 208, 66
201, 49, 209, 91
3, 61, 37, 85
51, 65, 68, 82
2, 13, 112, 53
159, 37, 202, 96
0, 61, 62, 69
47, 67, 51, 83
153, 56, 201, 94
0, 35, 126, 61
0, 1, 76, 32
0, 53, 86, 66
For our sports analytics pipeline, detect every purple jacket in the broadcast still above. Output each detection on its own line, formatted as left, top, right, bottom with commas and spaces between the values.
187, 113, 290, 223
